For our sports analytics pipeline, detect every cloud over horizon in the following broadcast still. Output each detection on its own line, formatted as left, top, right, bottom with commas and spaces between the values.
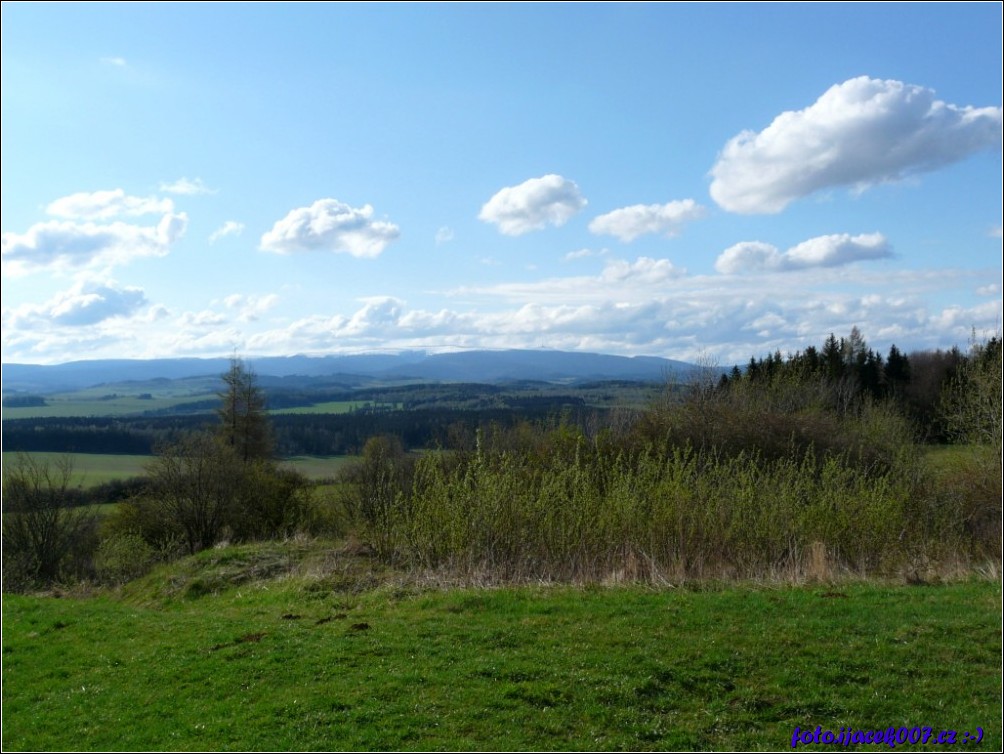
479, 174, 587, 235
709, 76, 1003, 214
260, 199, 400, 257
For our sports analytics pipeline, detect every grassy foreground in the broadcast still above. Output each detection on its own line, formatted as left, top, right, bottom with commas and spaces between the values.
2, 543, 1000, 751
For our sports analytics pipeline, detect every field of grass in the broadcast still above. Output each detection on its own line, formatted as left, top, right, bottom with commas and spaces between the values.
1, 452, 153, 486
283, 455, 359, 479
1, 452, 358, 488
2, 540, 1000, 751
269, 400, 402, 415
1, 389, 218, 420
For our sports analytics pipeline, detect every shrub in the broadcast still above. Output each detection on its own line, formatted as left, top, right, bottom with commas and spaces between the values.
93, 532, 159, 584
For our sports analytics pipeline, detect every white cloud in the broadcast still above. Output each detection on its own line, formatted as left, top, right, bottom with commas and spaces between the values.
710, 76, 1003, 214
588, 199, 706, 242
178, 310, 229, 327
435, 226, 455, 245
599, 257, 682, 284
159, 177, 216, 196
46, 189, 174, 220
4, 280, 148, 328
564, 248, 605, 261
453, 255, 684, 305
2, 212, 188, 276
715, 233, 892, 274
260, 198, 400, 258
222, 293, 279, 322
209, 221, 245, 244
100, 56, 127, 67
479, 174, 587, 235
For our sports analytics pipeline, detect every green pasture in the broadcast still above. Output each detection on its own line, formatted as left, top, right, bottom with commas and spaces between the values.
1, 452, 152, 486
1, 393, 217, 420
2, 543, 999, 751
269, 400, 402, 415
1, 452, 357, 487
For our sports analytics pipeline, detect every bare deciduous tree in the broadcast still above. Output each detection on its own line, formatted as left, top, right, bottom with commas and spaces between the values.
2, 453, 95, 588
145, 433, 243, 554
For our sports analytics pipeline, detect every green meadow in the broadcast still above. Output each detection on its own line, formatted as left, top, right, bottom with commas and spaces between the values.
0, 452, 358, 487
0, 452, 151, 486
1, 385, 218, 420
2, 543, 999, 752
269, 401, 402, 415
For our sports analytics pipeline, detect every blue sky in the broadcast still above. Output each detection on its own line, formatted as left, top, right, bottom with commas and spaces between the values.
2, 2, 1001, 366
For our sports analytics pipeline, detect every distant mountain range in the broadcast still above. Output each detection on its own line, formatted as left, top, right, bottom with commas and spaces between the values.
2, 350, 699, 394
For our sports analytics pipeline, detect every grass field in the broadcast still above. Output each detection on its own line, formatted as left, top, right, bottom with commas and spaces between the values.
269, 400, 402, 415
2, 540, 1000, 751
1, 391, 218, 420
0, 452, 152, 486
1, 452, 359, 487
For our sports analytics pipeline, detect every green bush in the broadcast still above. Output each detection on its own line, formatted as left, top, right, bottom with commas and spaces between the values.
93, 532, 158, 585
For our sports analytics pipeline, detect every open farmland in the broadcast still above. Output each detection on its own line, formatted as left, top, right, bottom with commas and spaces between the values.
0, 452, 357, 487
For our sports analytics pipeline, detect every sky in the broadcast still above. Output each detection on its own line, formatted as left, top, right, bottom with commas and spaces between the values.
2, 2, 1001, 367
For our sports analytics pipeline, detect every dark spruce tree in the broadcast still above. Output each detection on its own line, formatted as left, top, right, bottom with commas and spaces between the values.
217, 356, 273, 463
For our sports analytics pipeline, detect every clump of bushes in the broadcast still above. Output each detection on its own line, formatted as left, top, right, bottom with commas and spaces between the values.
338, 333, 1000, 583
106, 432, 317, 558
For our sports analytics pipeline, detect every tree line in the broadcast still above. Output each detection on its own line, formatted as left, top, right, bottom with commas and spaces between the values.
2, 404, 605, 457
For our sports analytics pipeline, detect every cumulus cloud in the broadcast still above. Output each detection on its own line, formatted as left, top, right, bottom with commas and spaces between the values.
710, 76, 1003, 214
209, 221, 245, 244
46, 189, 174, 220
48, 282, 148, 326
4, 280, 148, 328
260, 198, 400, 257
2, 212, 188, 276
479, 174, 587, 235
715, 233, 892, 274
588, 199, 706, 242
435, 226, 455, 245
159, 177, 216, 195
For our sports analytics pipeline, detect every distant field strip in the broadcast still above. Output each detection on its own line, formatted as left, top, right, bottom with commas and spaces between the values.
0, 452, 152, 485
1, 452, 357, 485
1, 394, 217, 420
269, 401, 401, 415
